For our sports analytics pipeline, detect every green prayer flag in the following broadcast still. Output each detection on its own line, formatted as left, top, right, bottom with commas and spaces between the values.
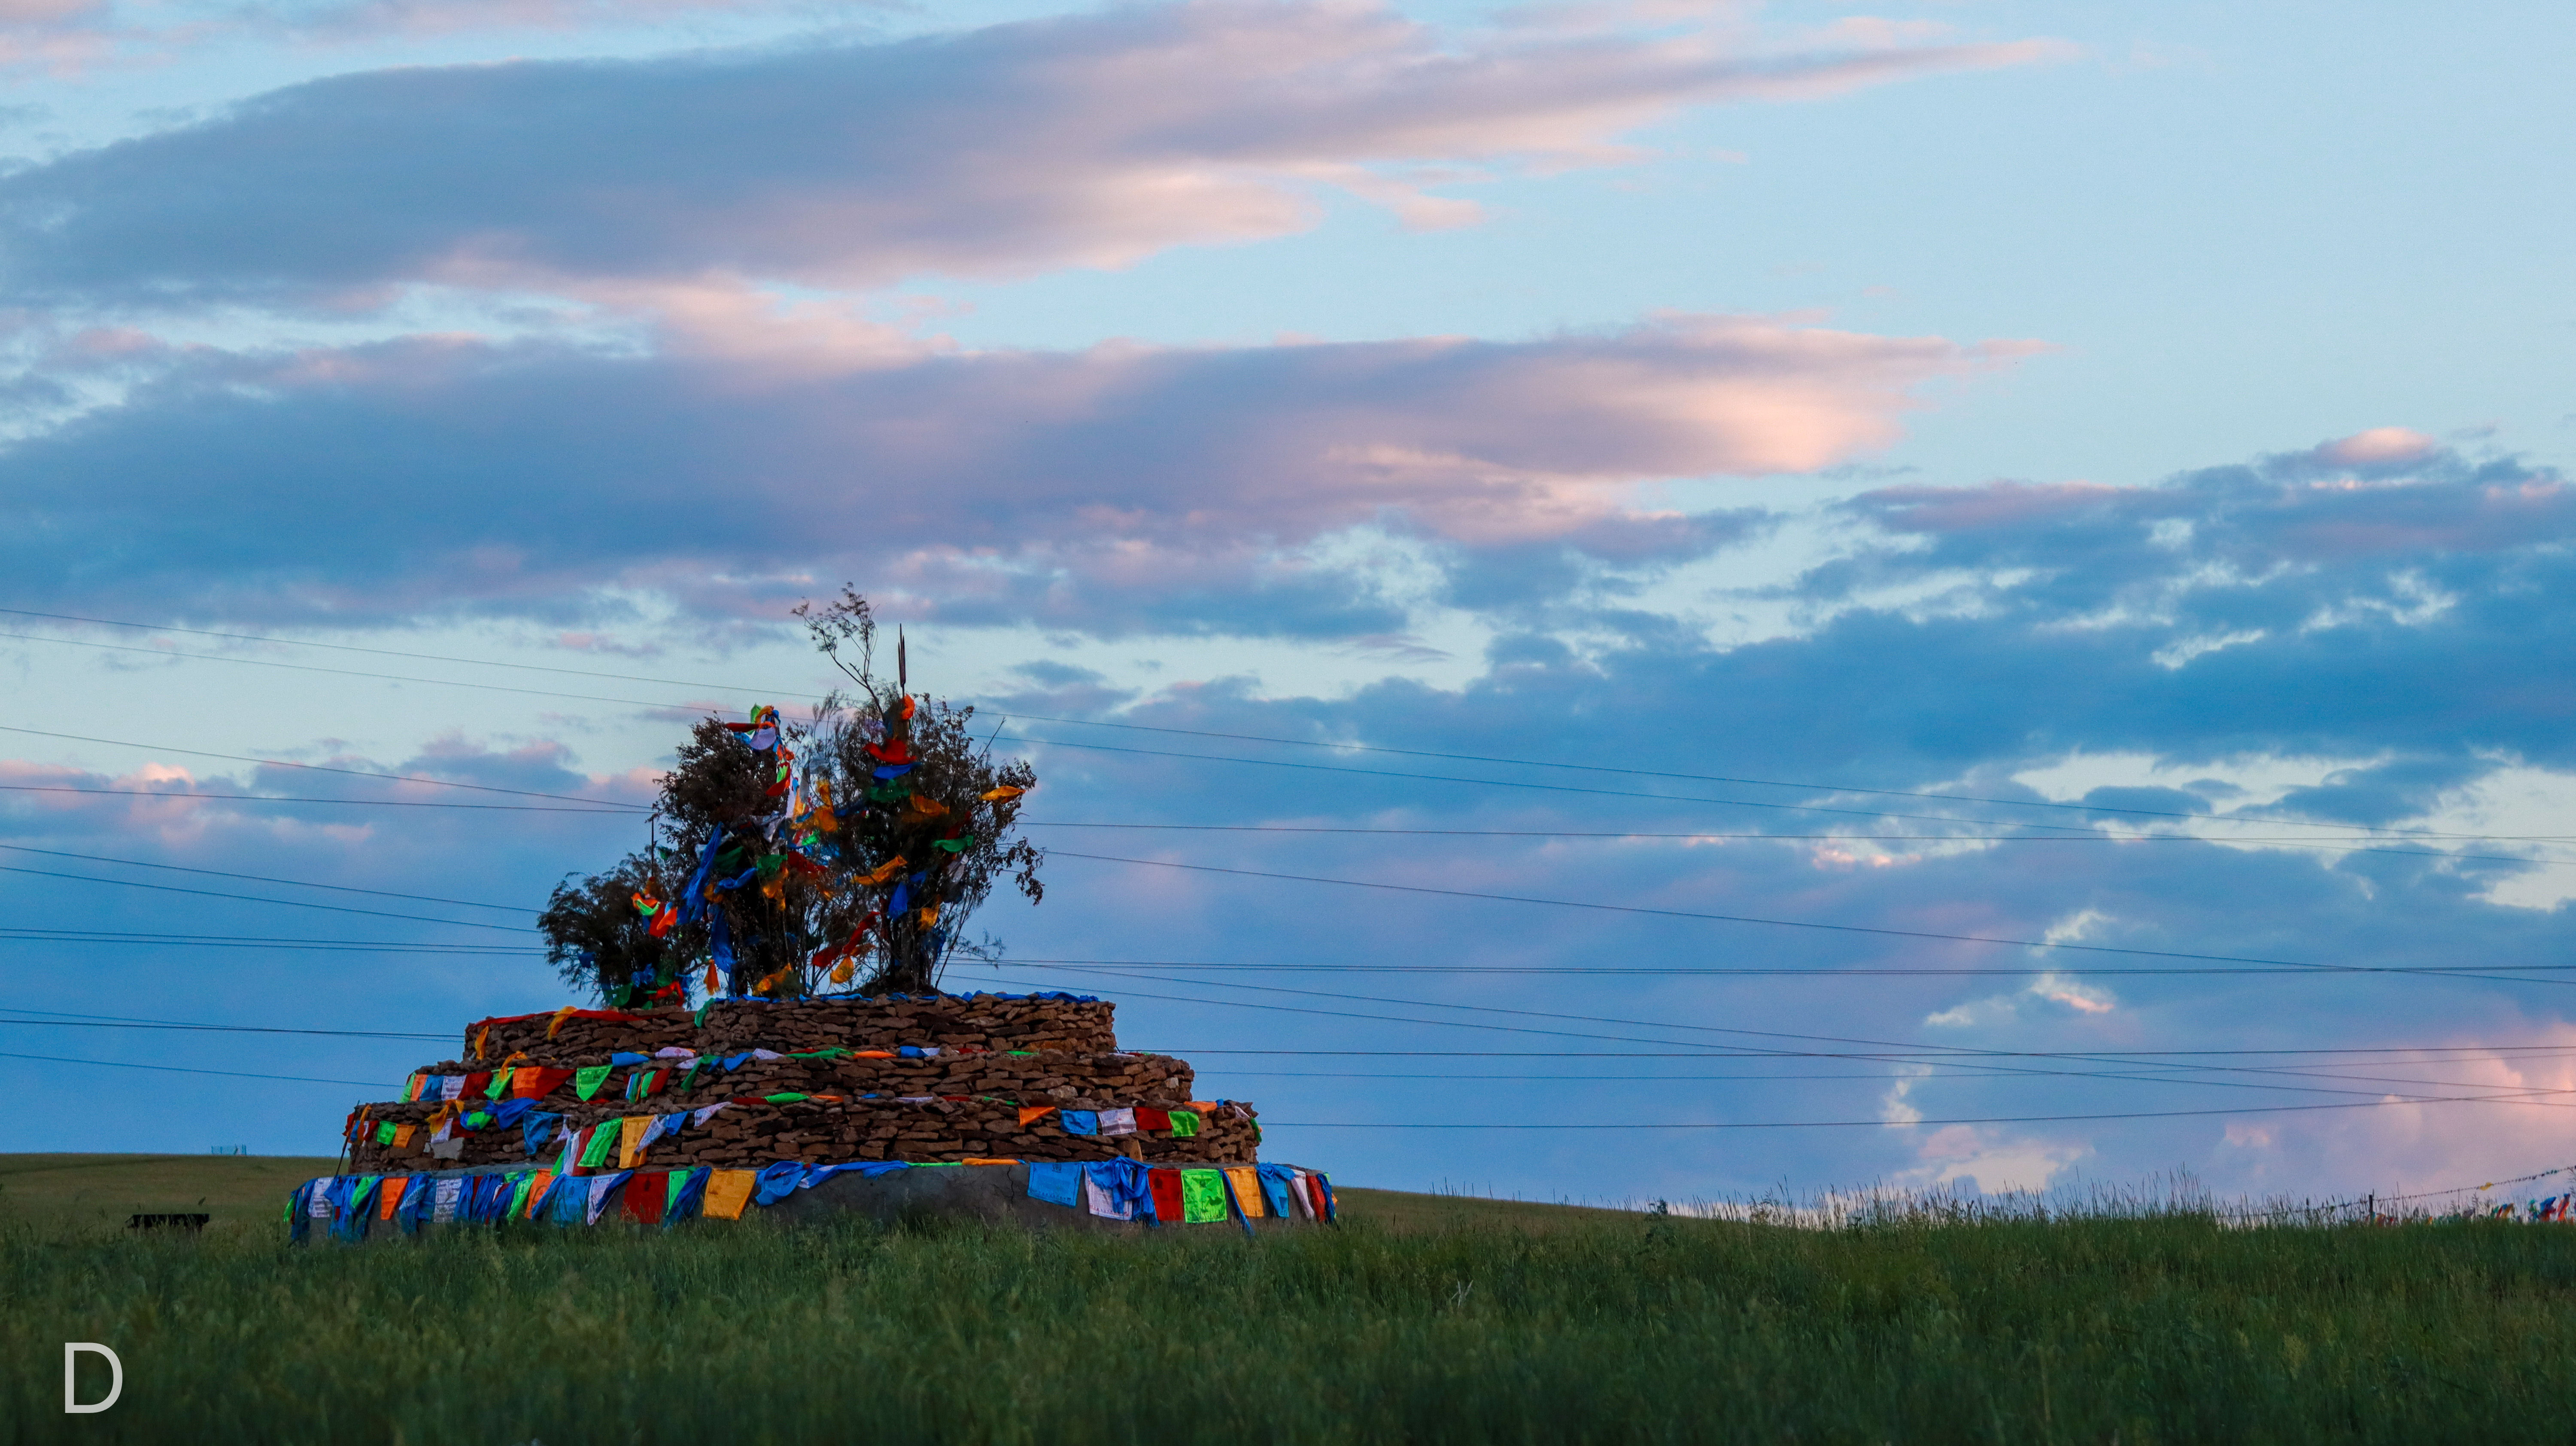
1180, 1169, 1229, 1224
375, 1120, 398, 1146
1169, 1109, 1200, 1139
692, 1001, 714, 1029
666, 1171, 690, 1215
485, 1067, 513, 1100
763, 1092, 810, 1103
578, 1123, 619, 1168
574, 1064, 614, 1100
507, 1173, 536, 1220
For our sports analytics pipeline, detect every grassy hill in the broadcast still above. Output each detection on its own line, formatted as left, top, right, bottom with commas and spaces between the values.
5, 1153, 2573, 1443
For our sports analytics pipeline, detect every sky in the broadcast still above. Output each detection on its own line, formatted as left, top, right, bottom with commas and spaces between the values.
2, 0, 2573, 1210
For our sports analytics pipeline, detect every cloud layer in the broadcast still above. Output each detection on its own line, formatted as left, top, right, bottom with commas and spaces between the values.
0, 1, 2062, 301
0, 313, 2021, 629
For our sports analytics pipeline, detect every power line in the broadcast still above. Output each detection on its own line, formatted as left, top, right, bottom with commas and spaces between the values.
0, 724, 649, 811
1005, 954, 2576, 980
1009, 734, 2548, 848
0, 1049, 392, 1087
0, 606, 799, 697
1021, 820, 2576, 869
1252, 1096, 2576, 1130
0, 628, 701, 714
991, 712, 2546, 841
0, 1010, 448, 1040
0, 863, 540, 933
0, 606, 2543, 847
1045, 852, 2565, 983
1021, 966, 2576, 1105
0, 932, 541, 955
0, 782, 640, 813
0, 843, 535, 913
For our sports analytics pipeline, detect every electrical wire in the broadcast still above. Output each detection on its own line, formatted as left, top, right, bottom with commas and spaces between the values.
0, 863, 540, 933
0, 724, 648, 811
0, 782, 640, 812
2, 605, 2530, 846
0, 843, 535, 913
0, 1049, 393, 1087
1248, 1096, 2576, 1130
1044, 852, 2568, 983
3, 608, 2557, 847
1021, 821, 2576, 870
1002, 954, 2576, 980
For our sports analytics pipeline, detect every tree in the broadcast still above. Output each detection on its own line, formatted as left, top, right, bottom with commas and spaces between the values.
538, 588, 1043, 1003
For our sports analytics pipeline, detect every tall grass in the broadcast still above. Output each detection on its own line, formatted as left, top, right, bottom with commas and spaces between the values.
6, 1202, 2575, 1443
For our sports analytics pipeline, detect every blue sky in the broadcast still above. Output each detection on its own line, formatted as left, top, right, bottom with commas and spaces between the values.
2, 0, 2573, 1209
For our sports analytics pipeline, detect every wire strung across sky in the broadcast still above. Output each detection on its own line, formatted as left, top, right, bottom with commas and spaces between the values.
5, 608, 2558, 845
972, 966, 2576, 1108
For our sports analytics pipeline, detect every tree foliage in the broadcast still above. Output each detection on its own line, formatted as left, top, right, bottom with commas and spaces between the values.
539, 588, 1042, 1004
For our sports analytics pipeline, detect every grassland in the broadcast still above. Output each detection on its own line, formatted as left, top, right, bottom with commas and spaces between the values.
5, 1154, 2575, 1443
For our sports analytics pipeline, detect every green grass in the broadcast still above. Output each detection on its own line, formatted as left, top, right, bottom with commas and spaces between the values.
5, 1156, 2576, 1443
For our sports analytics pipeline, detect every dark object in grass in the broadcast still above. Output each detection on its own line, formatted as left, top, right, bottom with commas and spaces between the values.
127, 1212, 209, 1230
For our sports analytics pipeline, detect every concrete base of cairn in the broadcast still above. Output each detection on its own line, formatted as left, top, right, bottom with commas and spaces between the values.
324, 990, 1324, 1233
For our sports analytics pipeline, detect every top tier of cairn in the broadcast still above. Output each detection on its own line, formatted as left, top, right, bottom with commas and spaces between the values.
343, 991, 1260, 1177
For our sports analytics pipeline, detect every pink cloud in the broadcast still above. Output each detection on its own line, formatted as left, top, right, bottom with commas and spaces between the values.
0, 2, 2071, 297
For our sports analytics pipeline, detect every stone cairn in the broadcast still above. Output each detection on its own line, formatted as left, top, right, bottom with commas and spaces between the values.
343, 991, 1263, 1178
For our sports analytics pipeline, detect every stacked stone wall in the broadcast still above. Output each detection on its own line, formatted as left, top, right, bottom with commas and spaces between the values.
351, 991, 1263, 1183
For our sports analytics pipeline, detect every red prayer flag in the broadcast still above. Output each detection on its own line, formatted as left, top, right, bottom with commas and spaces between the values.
460, 1072, 493, 1099
625, 1171, 670, 1225
1135, 1107, 1173, 1133
511, 1067, 574, 1099
1148, 1167, 1186, 1224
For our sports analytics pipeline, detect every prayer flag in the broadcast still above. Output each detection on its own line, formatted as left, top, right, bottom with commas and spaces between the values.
1060, 1110, 1098, 1136
1100, 1107, 1138, 1137
577, 1123, 620, 1170
393, 1124, 416, 1148
378, 1177, 410, 1221
525, 1170, 556, 1220
618, 1117, 650, 1170
484, 1068, 513, 1100
374, 1121, 397, 1147
1147, 1168, 1186, 1224
625, 1171, 670, 1225
1027, 1162, 1084, 1208
1018, 1104, 1058, 1127
507, 1173, 537, 1221
1135, 1107, 1172, 1133
1083, 1173, 1132, 1221
431, 1178, 465, 1224
585, 1173, 630, 1225
753, 1161, 805, 1206
1180, 1169, 1228, 1224
573, 1065, 614, 1101
512, 1067, 573, 1100
436, 1075, 465, 1102
1170, 1110, 1200, 1138
461, 1072, 493, 1099
1223, 1167, 1265, 1218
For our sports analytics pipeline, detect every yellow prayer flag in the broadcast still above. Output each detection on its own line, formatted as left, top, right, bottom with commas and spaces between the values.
618, 1116, 650, 1170
704, 1170, 758, 1221
980, 785, 1028, 802
1224, 1166, 1266, 1218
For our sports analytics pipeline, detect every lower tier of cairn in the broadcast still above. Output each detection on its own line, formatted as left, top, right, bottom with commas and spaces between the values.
292, 990, 1337, 1239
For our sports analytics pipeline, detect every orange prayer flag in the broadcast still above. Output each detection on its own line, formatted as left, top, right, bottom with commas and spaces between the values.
979, 785, 1028, 802
1018, 1105, 1058, 1127
545, 1006, 578, 1040
703, 1170, 758, 1221
962, 1158, 1016, 1167
705, 960, 722, 993
377, 1178, 409, 1221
